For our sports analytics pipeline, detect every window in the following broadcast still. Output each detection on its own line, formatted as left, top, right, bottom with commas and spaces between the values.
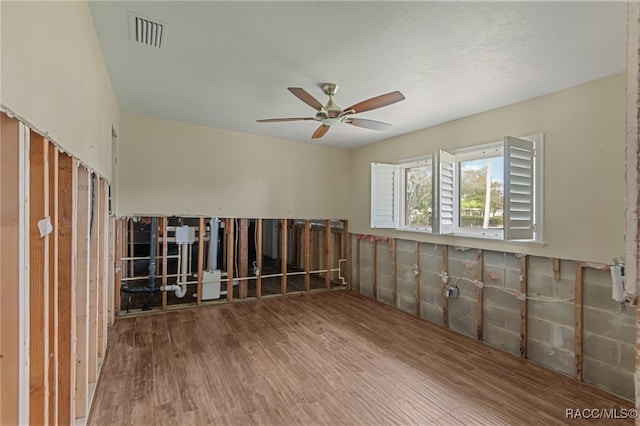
371, 134, 543, 242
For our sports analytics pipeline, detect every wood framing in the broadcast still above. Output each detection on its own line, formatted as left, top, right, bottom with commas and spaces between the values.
162, 217, 168, 310
98, 179, 108, 358
325, 220, 332, 288
476, 249, 484, 341
356, 237, 361, 293
88, 175, 99, 386
256, 219, 263, 298
441, 245, 449, 328
57, 153, 77, 424
575, 262, 584, 381
128, 219, 134, 277
281, 219, 288, 294
415, 242, 420, 317
372, 239, 378, 300
520, 255, 528, 359
304, 220, 311, 291
0, 113, 22, 426
47, 144, 59, 425
553, 258, 561, 281
226, 218, 235, 301
108, 217, 115, 325
391, 238, 397, 306
114, 219, 123, 316
29, 132, 50, 425
312, 227, 320, 271
197, 217, 205, 304
343, 221, 351, 289
238, 218, 248, 299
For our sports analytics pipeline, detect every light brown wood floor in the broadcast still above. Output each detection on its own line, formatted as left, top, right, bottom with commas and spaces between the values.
89, 291, 632, 425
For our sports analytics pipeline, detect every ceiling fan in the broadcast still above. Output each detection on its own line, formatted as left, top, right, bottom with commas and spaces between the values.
257, 83, 405, 139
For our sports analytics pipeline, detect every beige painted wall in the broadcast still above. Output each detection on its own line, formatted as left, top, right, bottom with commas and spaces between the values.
349, 73, 625, 264
118, 112, 349, 219
1, 0, 119, 179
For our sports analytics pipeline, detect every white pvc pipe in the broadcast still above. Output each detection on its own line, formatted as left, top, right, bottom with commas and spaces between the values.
161, 284, 187, 298
208, 218, 219, 271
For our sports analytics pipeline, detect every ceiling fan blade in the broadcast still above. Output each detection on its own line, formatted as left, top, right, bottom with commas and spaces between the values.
257, 117, 315, 123
288, 87, 324, 111
312, 124, 330, 139
344, 91, 405, 114
345, 118, 392, 131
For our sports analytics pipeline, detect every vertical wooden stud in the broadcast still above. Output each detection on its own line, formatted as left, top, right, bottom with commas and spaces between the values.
575, 262, 584, 381
325, 220, 332, 288
197, 217, 205, 304
553, 258, 561, 281
162, 217, 168, 310
304, 220, 311, 291
29, 133, 50, 425
87, 176, 99, 386
372, 239, 378, 300
57, 153, 77, 425
442, 245, 449, 328
226, 218, 234, 301
74, 167, 90, 419
343, 220, 351, 289
114, 219, 123, 316
356, 237, 361, 293
256, 219, 263, 298
108, 217, 115, 325
415, 241, 420, 317
519, 255, 528, 359
47, 144, 59, 425
281, 219, 288, 294
99, 180, 109, 358
238, 218, 248, 298
312, 227, 320, 272
476, 249, 484, 341
391, 238, 397, 306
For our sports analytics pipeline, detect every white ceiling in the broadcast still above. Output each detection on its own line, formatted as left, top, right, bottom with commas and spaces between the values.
88, 1, 626, 149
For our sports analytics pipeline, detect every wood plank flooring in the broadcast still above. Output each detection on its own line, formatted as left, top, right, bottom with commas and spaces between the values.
89, 291, 632, 425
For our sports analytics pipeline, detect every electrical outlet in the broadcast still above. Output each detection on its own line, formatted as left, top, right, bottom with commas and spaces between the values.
445, 286, 459, 298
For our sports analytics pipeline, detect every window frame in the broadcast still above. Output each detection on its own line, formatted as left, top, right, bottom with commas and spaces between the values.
398, 156, 434, 232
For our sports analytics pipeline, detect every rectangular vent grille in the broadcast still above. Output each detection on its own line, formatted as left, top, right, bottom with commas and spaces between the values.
128, 12, 167, 48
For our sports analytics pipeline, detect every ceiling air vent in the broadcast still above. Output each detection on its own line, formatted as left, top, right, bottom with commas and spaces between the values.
128, 11, 167, 48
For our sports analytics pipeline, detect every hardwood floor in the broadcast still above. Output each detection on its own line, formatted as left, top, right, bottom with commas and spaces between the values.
89, 291, 632, 425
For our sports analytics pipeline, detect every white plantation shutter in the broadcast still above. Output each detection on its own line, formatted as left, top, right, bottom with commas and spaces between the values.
433, 150, 455, 234
504, 136, 535, 240
371, 163, 396, 228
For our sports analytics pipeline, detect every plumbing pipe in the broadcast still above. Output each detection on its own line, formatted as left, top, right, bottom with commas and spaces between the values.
149, 216, 158, 290
161, 284, 187, 298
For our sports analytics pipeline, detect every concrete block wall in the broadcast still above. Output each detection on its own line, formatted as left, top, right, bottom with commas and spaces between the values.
351, 234, 635, 401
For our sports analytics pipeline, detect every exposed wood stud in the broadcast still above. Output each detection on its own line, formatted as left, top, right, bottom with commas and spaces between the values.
57, 154, 77, 424
476, 249, 484, 341
47, 144, 60, 426
197, 217, 205, 304
304, 220, 311, 291
88, 175, 99, 386
226, 218, 235, 301
553, 258, 561, 281
239, 218, 248, 298
281, 219, 288, 294
114, 219, 123, 316
161, 217, 168, 310
372, 239, 378, 300
575, 262, 584, 381
256, 219, 263, 298
74, 167, 90, 419
108, 217, 115, 325
520, 255, 528, 359
391, 238, 397, 306
442, 245, 449, 328
325, 220, 332, 288
29, 133, 50, 425
343, 221, 351, 289
98, 180, 108, 358
293, 223, 300, 268
356, 237, 361, 293
312, 227, 320, 272
415, 241, 420, 317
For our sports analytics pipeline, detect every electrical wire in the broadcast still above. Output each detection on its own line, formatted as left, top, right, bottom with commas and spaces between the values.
441, 273, 575, 303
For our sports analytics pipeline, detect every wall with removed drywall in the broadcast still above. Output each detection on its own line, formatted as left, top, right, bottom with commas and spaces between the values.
352, 235, 635, 401
348, 74, 625, 265
118, 112, 349, 219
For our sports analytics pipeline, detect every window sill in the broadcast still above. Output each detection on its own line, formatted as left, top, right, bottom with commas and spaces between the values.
396, 226, 547, 248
